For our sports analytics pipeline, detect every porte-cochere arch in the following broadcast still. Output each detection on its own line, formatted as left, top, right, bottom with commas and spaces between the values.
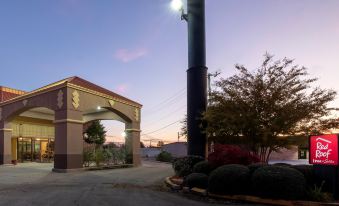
0, 76, 142, 171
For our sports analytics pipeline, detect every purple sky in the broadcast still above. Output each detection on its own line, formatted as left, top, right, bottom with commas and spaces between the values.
1, 0, 339, 144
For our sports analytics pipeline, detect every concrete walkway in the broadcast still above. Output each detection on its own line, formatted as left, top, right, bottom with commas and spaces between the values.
0, 161, 251, 206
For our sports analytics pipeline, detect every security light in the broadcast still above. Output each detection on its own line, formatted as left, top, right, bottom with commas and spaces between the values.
171, 0, 187, 21
171, 0, 183, 11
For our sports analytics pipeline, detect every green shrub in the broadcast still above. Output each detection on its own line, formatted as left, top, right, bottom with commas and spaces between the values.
102, 149, 113, 165
252, 166, 306, 200
111, 148, 127, 164
83, 150, 94, 167
291, 165, 315, 188
172, 156, 204, 177
184, 173, 208, 189
307, 181, 333, 202
248, 162, 267, 175
156, 151, 173, 162
94, 149, 105, 167
193, 161, 213, 175
272, 163, 292, 167
208, 164, 250, 195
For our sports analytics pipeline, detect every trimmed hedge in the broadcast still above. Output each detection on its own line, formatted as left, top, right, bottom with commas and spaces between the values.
272, 163, 292, 167
156, 151, 173, 162
208, 164, 250, 195
193, 161, 213, 175
184, 173, 208, 189
291, 165, 315, 188
251, 166, 306, 200
248, 162, 267, 175
172, 156, 204, 177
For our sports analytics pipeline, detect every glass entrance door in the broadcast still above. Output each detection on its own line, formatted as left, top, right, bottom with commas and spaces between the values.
17, 138, 32, 162
32, 139, 41, 162
17, 138, 54, 162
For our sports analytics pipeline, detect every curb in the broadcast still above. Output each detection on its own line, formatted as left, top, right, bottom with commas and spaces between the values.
164, 177, 182, 190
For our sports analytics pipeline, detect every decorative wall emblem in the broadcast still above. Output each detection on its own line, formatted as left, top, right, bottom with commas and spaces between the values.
134, 108, 140, 121
108, 100, 115, 107
57, 90, 64, 109
22, 99, 28, 106
0, 107, 2, 121
72, 90, 80, 109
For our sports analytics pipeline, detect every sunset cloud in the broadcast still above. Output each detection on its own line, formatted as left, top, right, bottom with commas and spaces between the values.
114, 48, 148, 63
115, 84, 128, 94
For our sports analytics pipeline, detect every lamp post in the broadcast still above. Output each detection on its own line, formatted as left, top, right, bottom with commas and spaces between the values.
172, 0, 207, 158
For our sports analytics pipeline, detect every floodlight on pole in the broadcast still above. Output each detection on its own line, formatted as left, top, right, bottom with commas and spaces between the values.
171, 0, 183, 11
172, 0, 207, 158
171, 0, 188, 21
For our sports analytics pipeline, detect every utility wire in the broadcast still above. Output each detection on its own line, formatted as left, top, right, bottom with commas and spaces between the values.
142, 104, 186, 127
142, 88, 186, 113
141, 119, 181, 136
142, 92, 186, 119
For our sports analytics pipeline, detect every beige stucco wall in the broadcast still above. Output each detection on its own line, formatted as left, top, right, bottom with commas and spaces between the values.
11, 122, 54, 138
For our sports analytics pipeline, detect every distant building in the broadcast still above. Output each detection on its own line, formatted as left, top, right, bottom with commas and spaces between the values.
141, 147, 161, 158
269, 137, 309, 164
162, 142, 187, 158
270, 146, 309, 161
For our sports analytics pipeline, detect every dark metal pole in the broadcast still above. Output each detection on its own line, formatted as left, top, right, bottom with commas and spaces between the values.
187, 0, 207, 157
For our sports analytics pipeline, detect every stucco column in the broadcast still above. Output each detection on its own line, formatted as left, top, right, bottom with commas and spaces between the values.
0, 121, 12, 165
125, 122, 141, 166
53, 109, 83, 172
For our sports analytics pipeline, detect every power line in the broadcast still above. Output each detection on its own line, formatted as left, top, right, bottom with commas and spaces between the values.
142, 104, 186, 126
141, 119, 181, 136
142, 88, 186, 114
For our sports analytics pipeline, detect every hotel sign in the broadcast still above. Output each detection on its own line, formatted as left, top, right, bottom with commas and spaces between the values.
309, 134, 339, 165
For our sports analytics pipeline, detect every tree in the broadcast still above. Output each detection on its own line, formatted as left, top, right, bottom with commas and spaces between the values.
204, 54, 339, 163
157, 141, 164, 147
140, 141, 146, 148
180, 115, 188, 138
84, 120, 107, 147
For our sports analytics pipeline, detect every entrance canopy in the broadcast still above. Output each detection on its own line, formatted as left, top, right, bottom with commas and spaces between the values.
0, 76, 142, 171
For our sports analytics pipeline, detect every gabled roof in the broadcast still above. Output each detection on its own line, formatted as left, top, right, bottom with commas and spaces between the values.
67, 76, 141, 107
0, 76, 141, 107
0, 86, 26, 102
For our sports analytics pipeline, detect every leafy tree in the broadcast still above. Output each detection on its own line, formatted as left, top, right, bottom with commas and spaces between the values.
204, 54, 339, 163
157, 141, 164, 147
140, 141, 146, 148
180, 115, 188, 138
84, 120, 107, 147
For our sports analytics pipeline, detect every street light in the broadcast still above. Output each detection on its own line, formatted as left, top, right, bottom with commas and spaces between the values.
171, 0, 183, 11
172, 0, 207, 158
171, 0, 187, 21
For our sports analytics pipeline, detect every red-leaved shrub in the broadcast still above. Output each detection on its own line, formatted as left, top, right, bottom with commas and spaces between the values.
208, 144, 260, 168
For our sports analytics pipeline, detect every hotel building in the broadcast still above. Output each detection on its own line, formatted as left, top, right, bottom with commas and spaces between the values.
0, 77, 142, 172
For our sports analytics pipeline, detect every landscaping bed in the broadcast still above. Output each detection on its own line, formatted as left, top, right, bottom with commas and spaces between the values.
165, 176, 339, 206
85, 164, 133, 171
165, 146, 339, 205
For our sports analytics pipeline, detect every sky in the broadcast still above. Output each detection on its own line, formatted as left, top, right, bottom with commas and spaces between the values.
1, 0, 339, 145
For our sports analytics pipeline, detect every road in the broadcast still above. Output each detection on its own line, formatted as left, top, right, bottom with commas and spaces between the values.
0, 161, 252, 206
